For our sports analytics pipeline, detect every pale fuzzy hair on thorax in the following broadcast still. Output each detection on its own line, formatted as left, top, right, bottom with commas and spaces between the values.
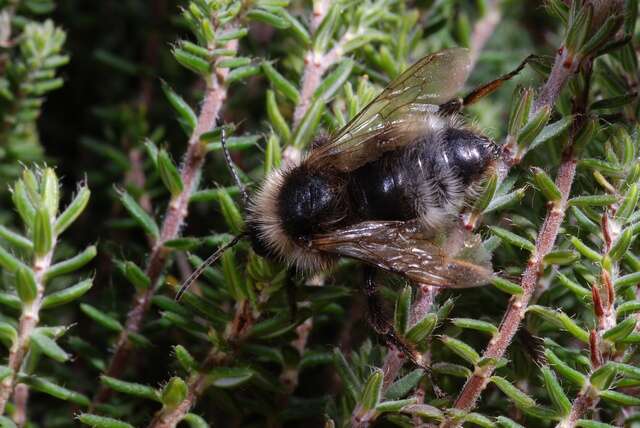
246, 162, 336, 273
405, 112, 492, 231
411, 114, 464, 231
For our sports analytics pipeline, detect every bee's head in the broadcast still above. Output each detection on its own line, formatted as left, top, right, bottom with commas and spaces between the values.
178, 128, 334, 300
277, 166, 337, 241
246, 168, 331, 255
445, 128, 499, 184
246, 165, 337, 272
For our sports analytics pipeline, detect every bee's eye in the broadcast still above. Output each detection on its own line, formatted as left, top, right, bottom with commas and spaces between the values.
246, 220, 273, 258
445, 128, 497, 184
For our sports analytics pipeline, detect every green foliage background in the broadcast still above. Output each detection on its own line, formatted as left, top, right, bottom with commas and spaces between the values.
0, 0, 639, 427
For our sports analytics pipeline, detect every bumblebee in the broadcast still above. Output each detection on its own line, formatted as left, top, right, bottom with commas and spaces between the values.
247, 48, 496, 286
179, 47, 526, 362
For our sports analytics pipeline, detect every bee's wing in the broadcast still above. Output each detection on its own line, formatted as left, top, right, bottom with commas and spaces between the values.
306, 48, 471, 172
311, 220, 491, 288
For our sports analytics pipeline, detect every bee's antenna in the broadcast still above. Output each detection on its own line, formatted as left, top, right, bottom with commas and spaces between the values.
175, 233, 245, 301
221, 127, 250, 207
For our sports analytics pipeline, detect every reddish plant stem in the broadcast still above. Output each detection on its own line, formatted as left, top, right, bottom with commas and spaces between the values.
291, 0, 346, 128
293, 32, 346, 129
146, 376, 204, 428
500, 46, 580, 174
560, 390, 597, 428
0, 6, 17, 48
442, 147, 578, 427
138, 0, 166, 109
533, 47, 578, 114
292, 45, 345, 128
12, 383, 27, 427
94, 40, 237, 405
380, 347, 405, 390
310, 0, 330, 33
146, 346, 221, 428
280, 316, 313, 394
126, 148, 153, 214
0, 249, 54, 415
559, 199, 617, 428
468, 0, 501, 70
283, 0, 344, 182
556, 330, 600, 428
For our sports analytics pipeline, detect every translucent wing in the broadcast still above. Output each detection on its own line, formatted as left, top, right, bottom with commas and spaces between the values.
311, 220, 491, 288
306, 48, 471, 172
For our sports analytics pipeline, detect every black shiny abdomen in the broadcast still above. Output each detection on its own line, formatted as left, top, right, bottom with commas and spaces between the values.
444, 128, 497, 184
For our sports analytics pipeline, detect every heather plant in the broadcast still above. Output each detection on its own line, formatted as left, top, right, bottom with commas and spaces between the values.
0, 0, 639, 427
0, 167, 93, 425
0, 0, 67, 187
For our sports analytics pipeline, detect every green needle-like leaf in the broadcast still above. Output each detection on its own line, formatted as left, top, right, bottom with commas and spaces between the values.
33, 205, 53, 256
119, 190, 160, 238
45, 245, 96, 281
80, 304, 123, 332
161, 82, 197, 135
490, 376, 536, 409
359, 368, 383, 411
440, 336, 480, 365
489, 226, 535, 252
209, 367, 253, 388
42, 278, 93, 309
30, 331, 70, 362
100, 375, 160, 401
77, 414, 135, 428
541, 367, 571, 415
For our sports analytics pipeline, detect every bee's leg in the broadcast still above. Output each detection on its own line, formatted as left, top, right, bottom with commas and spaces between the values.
363, 270, 448, 399
362, 267, 424, 370
461, 54, 537, 107
285, 267, 297, 320
438, 97, 463, 115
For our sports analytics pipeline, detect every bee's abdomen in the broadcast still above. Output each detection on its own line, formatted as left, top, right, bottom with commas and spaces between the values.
348, 129, 496, 228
